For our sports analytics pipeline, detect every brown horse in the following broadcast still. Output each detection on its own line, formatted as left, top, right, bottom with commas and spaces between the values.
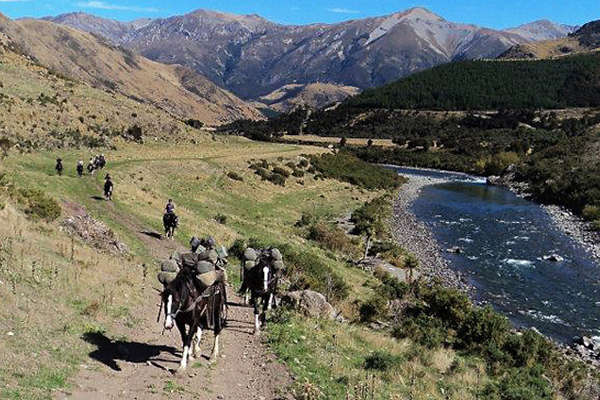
160, 268, 227, 372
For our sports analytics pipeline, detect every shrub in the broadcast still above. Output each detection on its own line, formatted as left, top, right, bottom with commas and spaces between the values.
15, 188, 61, 221
298, 159, 309, 168
582, 205, 600, 221
272, 167, 290, 178
392, 314, 448, 348
295, 213, 315, 227
227, 171, 244, 181
307, 223, 356, 254
309, 152, 404, 190
268, 173, 287, 187
481, 366, 553, 400
229, 238, 247, 259
363, 351, 403, 372
285, 161, 296, 169
592, 220, 600, 231
214, 214, 227, 224
359, 295, 388, 323
185, 119, 204, 130
374, 269, 409, 300
254, 167, 271, 181
292, 168, 305, 178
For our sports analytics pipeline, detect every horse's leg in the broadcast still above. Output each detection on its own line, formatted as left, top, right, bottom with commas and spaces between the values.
175, 320, 190, 372
251, 293, 260, 335
192, 327, 202, 359
267, 293, 274, 311
210, 333, 220, 362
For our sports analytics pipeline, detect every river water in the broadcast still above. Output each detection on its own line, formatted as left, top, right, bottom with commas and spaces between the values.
394, 167, 600, 343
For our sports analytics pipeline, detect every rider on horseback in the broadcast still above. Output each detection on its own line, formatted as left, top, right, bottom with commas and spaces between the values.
165, 199, 175, 214
104, 174, 113, 201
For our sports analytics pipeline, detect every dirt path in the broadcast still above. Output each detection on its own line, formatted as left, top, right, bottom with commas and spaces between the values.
58, 287, 291, 400
56, 206, 292, 400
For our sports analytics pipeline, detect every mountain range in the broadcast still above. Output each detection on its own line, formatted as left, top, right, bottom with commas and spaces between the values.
43, 8, 576, 101
0, 13, 261, 125
501, 20, 600, 59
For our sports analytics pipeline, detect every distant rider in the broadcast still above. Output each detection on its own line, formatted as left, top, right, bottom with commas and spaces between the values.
104, 174, 113, 201
87, 158, 95, 175
55, 158, 63, 176
76, 160, 84, 177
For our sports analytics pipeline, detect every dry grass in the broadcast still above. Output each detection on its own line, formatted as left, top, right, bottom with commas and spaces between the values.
0, 205, 144, 399
2, 15, 260, 125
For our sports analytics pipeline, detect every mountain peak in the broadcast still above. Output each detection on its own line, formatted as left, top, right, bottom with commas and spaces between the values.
401, 7, 444, 21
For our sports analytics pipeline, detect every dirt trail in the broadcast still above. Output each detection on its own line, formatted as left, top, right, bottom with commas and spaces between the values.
56, 206, 292, 400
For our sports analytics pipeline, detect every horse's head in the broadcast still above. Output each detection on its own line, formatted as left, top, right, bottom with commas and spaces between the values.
161, 274, 189, 330
161, 286, 178, 330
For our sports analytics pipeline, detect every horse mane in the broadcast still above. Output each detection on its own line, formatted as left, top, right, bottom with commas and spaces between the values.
164, 268, 195, 303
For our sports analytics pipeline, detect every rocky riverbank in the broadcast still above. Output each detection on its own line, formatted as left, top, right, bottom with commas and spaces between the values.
389, 174, 469, 292
488, 166, 600, 262
543, 205, 600, 261
398, 170, 600, 368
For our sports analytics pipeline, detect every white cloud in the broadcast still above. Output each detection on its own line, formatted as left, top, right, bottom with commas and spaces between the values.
75, 1, 158, 12
327, 8, 360, 14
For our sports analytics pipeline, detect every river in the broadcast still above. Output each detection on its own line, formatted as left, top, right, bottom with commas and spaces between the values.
393, 167, 600, 343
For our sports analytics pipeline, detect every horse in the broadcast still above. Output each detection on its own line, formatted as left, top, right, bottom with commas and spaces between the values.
160, 268, 227, 372
163, 212, 178, 239
241, 256, 280, 335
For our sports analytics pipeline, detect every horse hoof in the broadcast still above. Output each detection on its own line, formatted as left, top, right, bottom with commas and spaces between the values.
175, 367, 186, 375
253, 330, 260, 336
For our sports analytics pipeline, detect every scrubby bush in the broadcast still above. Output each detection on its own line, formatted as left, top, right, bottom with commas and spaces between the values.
363, 351, 403, 372
214, 214, 227, 224
254, 167, 271, 181
307, 223, 356, 255
481, 366, 553, 400
298, 159, 309, 168
583, 205, 600, 221
295, 212, 318, 227
272, 167, 290, 178
292, 168, 305, 178
227, 171, 244, 181
268, 173, 287, 186
309, 152, 404, 190
229, 238, 247, 259
359, 295, 388, 323
14, 188, 61, 221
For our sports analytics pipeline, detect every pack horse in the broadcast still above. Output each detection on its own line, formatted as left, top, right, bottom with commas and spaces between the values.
161, 268, 227, 372
239, 247, 284, 334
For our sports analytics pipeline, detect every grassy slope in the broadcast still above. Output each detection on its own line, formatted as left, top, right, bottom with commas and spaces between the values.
0, 138, 494, 399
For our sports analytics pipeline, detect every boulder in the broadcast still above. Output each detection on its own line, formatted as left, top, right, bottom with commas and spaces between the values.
543, 254, 564, 262
282, 290, 342, 321
447, 246, 463, 254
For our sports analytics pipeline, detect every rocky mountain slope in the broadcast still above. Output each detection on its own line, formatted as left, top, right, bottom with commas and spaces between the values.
500, 20, 600, 59
43, 8, 572, 100
505, 20, 577, 42
0, 13, 261, 125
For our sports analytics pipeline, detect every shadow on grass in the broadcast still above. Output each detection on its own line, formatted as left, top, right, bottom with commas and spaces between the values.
82, 332, 178, 372
90, 195, 106, 201
140, 230, 163, 240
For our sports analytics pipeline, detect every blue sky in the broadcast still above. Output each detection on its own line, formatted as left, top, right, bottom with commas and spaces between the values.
0, 0, 598, 29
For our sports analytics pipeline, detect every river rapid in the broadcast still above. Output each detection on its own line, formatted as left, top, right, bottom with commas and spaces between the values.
391, 167, 600, 344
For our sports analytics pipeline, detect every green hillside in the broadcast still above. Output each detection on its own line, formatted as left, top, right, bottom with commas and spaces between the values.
346, 53, 600, 110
